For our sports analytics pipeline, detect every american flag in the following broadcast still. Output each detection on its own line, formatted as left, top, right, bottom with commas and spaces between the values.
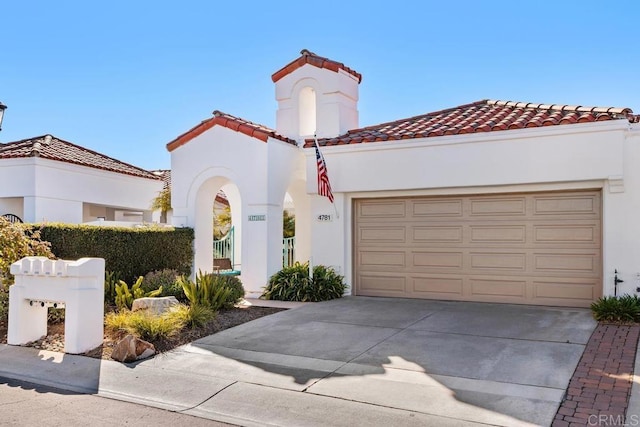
314, 140, 334, 203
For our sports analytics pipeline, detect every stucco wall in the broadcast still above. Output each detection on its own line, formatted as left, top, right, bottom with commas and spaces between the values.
0, 159, 36, 197
0, 157, 162, 223
306, 119, 637, 297
0, 197, 24, 219
602, 124, 640, 296
171, 126, 305, 293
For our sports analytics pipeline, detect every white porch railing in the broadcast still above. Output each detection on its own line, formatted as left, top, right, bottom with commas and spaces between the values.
214, 226, 296, 269
213, 226, 234, 267
283, 236, 295, 268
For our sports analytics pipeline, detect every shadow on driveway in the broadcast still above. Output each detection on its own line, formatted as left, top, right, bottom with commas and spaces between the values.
156, 296, 596, 426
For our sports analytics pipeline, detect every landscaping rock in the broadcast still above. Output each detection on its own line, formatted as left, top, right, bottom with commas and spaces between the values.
110, 334, 155, 363
131, 296, 179, 316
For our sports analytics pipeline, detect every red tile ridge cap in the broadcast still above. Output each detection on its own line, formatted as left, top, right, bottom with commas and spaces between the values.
272, 49, 362, 84
167, 110, 297, 152
487, 100, 633, 117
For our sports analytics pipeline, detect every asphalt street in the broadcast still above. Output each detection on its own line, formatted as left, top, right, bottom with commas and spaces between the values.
0, 376, 231, 426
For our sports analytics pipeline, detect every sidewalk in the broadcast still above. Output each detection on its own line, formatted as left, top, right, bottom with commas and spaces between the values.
0, 376, 228, 427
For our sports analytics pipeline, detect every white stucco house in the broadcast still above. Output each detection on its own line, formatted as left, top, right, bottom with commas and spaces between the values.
168, 49, 640, 307
0, 134, 163, 224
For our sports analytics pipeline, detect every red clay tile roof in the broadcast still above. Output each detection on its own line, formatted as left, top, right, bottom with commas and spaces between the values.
305, 100, 636, 147
0, 134, 160, 180
166, 110, 296, 152
272, 49, 362, 84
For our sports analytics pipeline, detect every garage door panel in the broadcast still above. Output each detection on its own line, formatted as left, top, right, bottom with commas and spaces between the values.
412, 251, 463, 269
411, 276, 464, 296
359, 200, 406, 218
359, 251, 406, 268
354, 190, 602, 307
533, 194, 599, 216
533, 279, 602, 303
470, 252, 527, 271
469, 278, 527, 298
533, 251, 599, 274
533, 224, 599, 245
358, 274, 406, 295
412, 199, 463, 217
470, 225, 526, 243
469, 197, 526, 216
360, 226, 406, 243
412, 226, 463, 243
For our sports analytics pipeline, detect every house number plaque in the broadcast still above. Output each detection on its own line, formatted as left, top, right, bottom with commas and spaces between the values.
248, 214, 266, 221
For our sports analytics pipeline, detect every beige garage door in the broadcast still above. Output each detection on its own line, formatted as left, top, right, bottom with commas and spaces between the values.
354, 191, 602, 307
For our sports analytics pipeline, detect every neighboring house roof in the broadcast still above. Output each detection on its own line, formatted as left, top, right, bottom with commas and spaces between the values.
151, 169, 171, 189
0, 134, 160, 180
305, 100, 637, 147
271, 49, 363, 84
150, 169, 230, 206
166, 110, 296, 152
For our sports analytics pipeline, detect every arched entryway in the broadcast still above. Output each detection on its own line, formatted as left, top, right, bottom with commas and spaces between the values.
193, 177, 242, 277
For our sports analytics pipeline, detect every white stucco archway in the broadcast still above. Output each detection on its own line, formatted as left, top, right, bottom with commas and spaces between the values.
170, 123, 306, 294
192, 175, 242, 276
286, 178, 311, 264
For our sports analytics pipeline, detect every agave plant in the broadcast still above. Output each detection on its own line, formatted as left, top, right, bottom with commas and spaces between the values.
178, 270, 233, 311
115, 276, 162, 311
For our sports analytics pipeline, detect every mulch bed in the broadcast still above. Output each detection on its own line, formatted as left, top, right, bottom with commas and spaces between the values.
552, 323, 640, 426
0, 306, 285, 360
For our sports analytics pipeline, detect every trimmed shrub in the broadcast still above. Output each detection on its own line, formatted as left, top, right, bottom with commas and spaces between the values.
0, 286, 8, 323
262, 261, 345, 302
142, 269, 185, 301
591, 295, 640, 322
0, 218, 54, 285
37, 224, 193, 282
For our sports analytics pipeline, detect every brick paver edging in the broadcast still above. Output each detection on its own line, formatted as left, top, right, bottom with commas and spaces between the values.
552, 323, 640, 427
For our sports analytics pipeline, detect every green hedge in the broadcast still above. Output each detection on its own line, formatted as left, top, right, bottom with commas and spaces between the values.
34, 224, 194, 281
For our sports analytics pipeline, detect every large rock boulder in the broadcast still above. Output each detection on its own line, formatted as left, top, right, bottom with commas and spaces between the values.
131, 296, 179, 316
111, 334, 155, 363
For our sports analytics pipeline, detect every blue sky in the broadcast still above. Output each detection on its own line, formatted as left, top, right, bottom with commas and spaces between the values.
1, 1, 638, 171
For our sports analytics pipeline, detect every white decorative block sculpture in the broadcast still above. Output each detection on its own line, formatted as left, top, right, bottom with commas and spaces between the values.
8, 256, 105, 354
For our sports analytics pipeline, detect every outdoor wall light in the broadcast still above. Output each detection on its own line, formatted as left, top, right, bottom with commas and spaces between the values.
0, 102, 7, 131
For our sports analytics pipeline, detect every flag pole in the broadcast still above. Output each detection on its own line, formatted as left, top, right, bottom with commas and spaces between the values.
332, 193, 339, 219
313, 134, 339, 219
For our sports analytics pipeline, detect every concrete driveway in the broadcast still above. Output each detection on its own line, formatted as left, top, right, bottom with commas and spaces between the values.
0, 296, 596, 426
154, 296, 595, 426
